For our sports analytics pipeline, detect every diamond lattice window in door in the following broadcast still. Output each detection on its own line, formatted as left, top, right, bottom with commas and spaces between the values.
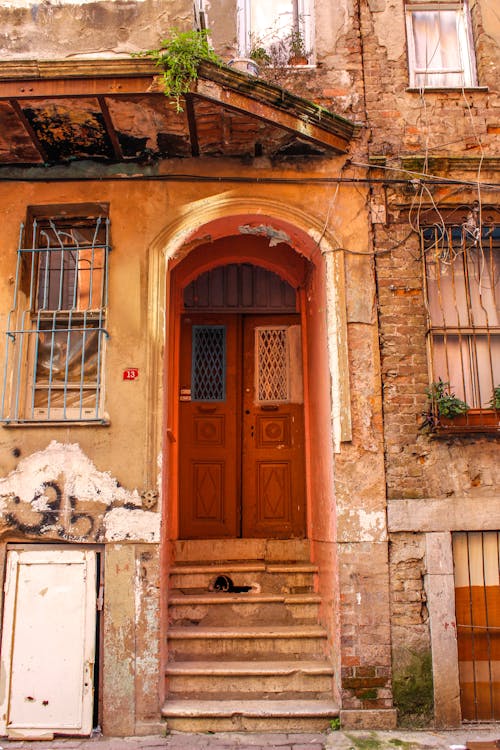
191, 326, 226, 401
256, 327, 290, 402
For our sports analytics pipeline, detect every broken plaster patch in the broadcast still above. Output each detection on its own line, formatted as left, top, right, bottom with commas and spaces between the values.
0, 440, 140, 507
105, 508, 160, 543
238, 224, 291, 247
342, 509, 387, 542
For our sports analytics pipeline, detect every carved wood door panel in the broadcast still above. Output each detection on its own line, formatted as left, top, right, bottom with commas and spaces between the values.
242, 315, 306, 538
179, 314, 240, 539
178, 313, 306, 539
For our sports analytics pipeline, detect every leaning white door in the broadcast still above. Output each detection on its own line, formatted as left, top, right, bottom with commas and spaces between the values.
0, 548, 96, 739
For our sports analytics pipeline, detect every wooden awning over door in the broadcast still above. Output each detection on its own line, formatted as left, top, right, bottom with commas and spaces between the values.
0, 59, 356, 168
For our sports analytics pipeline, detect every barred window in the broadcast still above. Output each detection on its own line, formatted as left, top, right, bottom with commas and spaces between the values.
406, 3, 477, 88
1, 204, 110, 424
423, 207, 500, 427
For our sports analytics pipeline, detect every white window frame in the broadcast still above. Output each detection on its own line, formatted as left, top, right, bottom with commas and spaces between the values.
237, 0, 313, 64
405, 2, 477, 88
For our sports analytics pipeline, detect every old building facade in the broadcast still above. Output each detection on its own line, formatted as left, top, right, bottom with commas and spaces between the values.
0, 0, 498, 737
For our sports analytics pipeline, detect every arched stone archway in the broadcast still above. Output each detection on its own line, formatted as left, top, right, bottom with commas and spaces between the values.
149, 203, 351, 710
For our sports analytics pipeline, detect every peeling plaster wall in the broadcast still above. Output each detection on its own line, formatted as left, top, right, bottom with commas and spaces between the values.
0, 443, 162, 735
0, 441, 160, 541
0, 171, 390, 730
0, 0, 191, 59
0, 147, 405, 727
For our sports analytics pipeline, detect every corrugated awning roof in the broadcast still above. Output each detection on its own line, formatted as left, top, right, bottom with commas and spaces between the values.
0, 58, 356, 167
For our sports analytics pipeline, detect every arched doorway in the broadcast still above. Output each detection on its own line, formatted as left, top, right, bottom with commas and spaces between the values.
158, 209, 349, 718
178, 261, 306, 538
168, 234, 315, 541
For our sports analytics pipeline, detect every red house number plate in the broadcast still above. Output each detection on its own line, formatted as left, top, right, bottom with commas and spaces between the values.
123, 368, 139, 381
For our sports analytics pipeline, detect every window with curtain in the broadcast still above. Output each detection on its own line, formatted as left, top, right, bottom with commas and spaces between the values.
237, 0, 312, 65
1, 204, 110, 424
423, 208, 500, 423
406, 3, 476, 88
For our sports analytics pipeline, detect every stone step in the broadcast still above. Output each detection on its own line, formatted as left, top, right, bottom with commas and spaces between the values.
168, 592, 321, 626
167, 625, 328, 660
169, 562, 317, 593
173, 538, 311, 563
161, 698, 339, 732
165, 660, 334, 698
169, 592, 321, 606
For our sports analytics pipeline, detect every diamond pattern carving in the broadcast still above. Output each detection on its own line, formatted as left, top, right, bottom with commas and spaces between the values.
259, 463, 289, 519
194, 463, 223, 519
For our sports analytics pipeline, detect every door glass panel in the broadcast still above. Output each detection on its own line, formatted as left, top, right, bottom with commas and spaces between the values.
191, 325, 226, 401
256, 327, 290, 402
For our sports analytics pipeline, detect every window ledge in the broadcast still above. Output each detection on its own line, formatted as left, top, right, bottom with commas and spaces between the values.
2, 418, 110, 428
406, 86, 489, 93
260, 63, 317, 71
435, 409, 500, 436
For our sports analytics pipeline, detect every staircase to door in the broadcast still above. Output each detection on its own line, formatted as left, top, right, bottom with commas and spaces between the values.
162, 539, 338, 731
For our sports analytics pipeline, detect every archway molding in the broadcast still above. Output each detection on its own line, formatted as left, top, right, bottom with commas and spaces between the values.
146, 195, 351, 496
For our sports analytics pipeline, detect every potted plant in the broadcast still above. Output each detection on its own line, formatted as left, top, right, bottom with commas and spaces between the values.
489, 385, 500, 410
286, 27, 309, 65
135, 28, 220, 111
249, 45, 271, 68
421, 378, 469, 431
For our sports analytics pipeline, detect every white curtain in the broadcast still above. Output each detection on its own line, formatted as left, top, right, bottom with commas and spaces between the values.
412, 10, 464, 87
427, 240, 500, 407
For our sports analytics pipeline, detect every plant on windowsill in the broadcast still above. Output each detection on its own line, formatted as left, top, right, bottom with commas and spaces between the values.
134, 28, 220, 112
421, 379, 500, 434
420, 378, 469, 432
286, 27, 310, 66
489, 385, 500, 410
249, 44, 272, 67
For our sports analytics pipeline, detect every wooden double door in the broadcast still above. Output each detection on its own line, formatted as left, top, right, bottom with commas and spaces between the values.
179, 313, 306, 538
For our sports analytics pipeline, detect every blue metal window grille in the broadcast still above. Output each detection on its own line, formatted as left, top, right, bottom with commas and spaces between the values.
191, 326, 226, 401
1, 213, 110, 424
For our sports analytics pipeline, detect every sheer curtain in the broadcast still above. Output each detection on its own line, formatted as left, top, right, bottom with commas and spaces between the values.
411, 10, 464, 87
426, 232, 500, 408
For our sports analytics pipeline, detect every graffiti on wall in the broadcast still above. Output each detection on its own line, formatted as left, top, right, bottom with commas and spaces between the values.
0, 441, 160, 543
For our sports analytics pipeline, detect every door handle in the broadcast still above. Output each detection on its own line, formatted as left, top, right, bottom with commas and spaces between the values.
197, 404, 217, 413
260, 404, 279, 411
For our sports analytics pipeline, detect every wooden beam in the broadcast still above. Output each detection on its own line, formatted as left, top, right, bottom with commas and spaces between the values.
185, 97, 200, 158
194, 79, 350, 153
8, 98, 49, 163
0, 75, 158, 100
97, 96, 124, 161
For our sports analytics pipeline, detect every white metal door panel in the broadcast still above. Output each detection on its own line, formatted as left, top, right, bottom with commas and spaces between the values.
0, 548, 96, 738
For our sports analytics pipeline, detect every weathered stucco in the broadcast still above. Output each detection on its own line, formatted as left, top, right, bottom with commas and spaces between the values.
0, 0, 498, 735
0, 441, 160, 542
0, 1, 190, 60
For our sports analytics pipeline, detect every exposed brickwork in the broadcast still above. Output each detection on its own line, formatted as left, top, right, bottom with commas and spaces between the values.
389, 533, 429, 659
338, 543, 393, 710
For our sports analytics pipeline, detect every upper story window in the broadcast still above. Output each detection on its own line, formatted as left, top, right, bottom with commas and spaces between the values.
1, 204, 110, 425
406, 3, 477, 88
237, 0, 313, 65
422, 206, 500, 430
